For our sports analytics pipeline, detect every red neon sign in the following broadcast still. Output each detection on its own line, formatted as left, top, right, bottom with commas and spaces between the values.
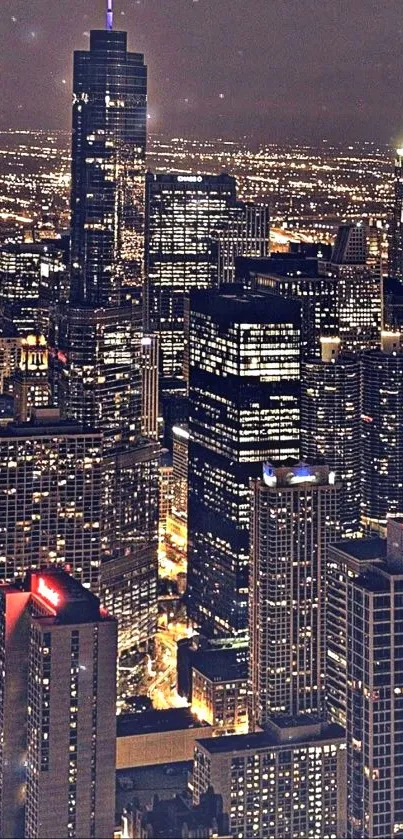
36, 577, 60, 608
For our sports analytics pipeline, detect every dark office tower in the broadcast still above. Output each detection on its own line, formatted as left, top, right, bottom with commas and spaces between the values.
218, 202, 269, 283
251, 269, 338, 359
249, 464, 339, 729
326, 533, 386, 729
301, 338, 361, 537
63, 20, 159, 651
389, 147, 403, 279
145, 173, 237, 384
0, 568, 117, 839
361, 331, 403, 533
187, 286, 301, 637
13, 334, 51, 422
346, 550, 403, 838
0, 408, 102, 588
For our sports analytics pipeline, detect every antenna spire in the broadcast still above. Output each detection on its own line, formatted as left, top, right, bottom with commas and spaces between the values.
106, 0, 113, 31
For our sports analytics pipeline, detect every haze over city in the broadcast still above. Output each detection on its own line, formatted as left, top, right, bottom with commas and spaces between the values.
3, 0, 403, 142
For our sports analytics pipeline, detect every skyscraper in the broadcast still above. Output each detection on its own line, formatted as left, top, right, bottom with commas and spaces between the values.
249, 464, 340, 730
345, 547, 403, 838
140, 332, 159, 440
301, 338, 361, 537
145, 172, 237, 385
58, 16, 159, 650
70, 26, 147, 304
251, 270, 338, 359
193, 721, 347, 839
324, 223, 382, 353
0, 568, 117, 839
187, 286, 300, 637
361, 331, 403, 532
0, 408, 102, 588
218, 201, 269, 283
389, 147, 403, 280
326, 534, 386, 729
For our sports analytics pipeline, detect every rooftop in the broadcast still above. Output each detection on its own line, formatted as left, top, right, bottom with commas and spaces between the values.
196, 720, 345, 755
189, 284, 301, 324
28, 568, 112, 625
192, 648, 247, 683
117, 708, 208, 738
329, 536, 386, 563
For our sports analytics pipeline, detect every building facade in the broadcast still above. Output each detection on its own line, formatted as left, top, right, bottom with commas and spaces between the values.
187, 286, 301, 637
346, 557, 403, 838
59, 23, 159, 650
145, 172, 237, 384
0, 568, 117, 839
193, 720, 347, 839
301, 338, 361, 537
0, 409, 102, 588
218, 202, 269, 284
249, 464, 340, 729
254, 271, 338, 359
326, 536, 386, 729
361, 332, 403, 532
389, 148, 403, 280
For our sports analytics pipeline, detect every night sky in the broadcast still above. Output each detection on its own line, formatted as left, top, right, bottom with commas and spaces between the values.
2, 0, 403, 143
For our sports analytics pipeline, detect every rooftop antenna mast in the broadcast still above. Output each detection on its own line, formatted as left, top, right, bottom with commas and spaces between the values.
106, 0, 113, 31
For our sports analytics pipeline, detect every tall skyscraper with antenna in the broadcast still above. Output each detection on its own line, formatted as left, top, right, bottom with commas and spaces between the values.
58, 3, 159, 652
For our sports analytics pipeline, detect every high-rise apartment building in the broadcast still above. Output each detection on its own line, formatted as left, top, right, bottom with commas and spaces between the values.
361, 332, 403, 532
145, 172, 237, 384
389, 147, 403, 280
326, 534, 386, 729
346, 550, 403, 838
249, 464, 340, 729
0, 408, 102, 588
331, 223, 367, 265
0, 568, 117, 839
187, 286, 300, 637
301, 338, 361, 536
0, 243, 67, 341
193, 719, 347, 839
58, 20, 159, 650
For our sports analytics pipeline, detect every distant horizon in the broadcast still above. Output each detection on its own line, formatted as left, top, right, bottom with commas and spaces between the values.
2, 0, 403, 149
0, 127, 398, 153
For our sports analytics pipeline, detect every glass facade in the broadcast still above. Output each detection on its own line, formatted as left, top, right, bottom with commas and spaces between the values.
145, 173, 237, 382
63, 27, 159, 650
187, 287, 301, 637
301, 347, 361, 537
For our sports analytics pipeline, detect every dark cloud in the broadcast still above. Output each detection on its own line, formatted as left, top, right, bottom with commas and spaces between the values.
1, 0, 403, 142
